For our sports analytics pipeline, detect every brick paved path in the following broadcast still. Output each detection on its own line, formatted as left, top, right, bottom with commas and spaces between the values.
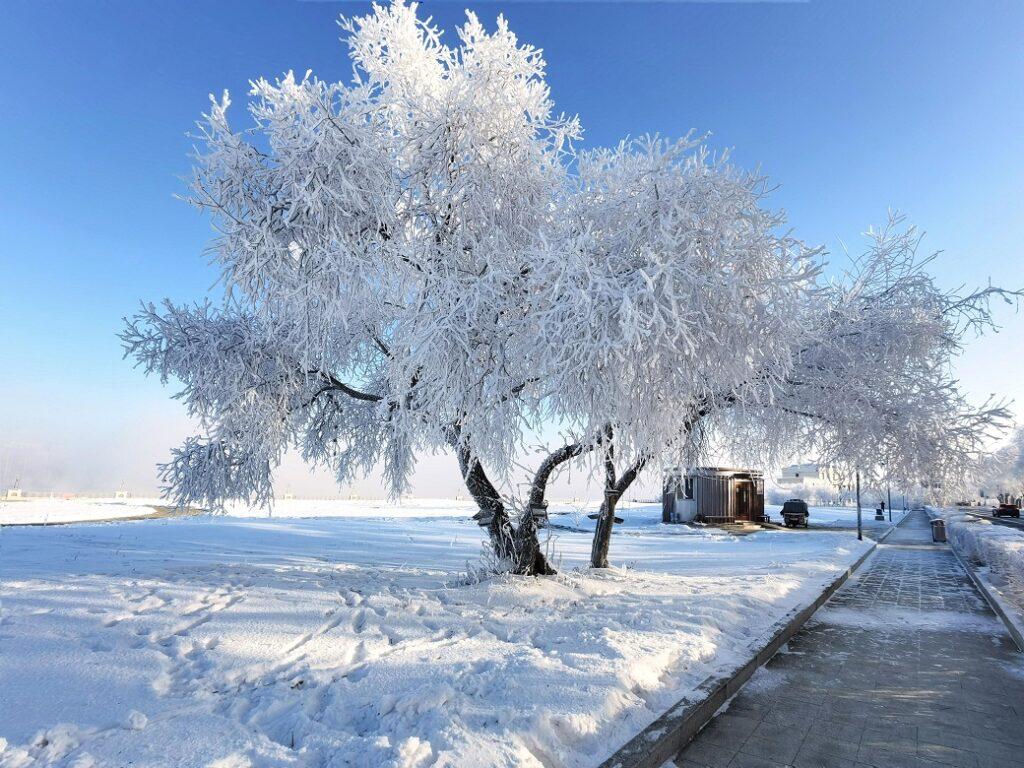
675, 511, 1024, 768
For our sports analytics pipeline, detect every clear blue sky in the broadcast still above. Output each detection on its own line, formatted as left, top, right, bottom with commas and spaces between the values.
1, 0, 1022, 496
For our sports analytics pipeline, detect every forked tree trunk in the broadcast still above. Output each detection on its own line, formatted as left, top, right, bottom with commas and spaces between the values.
454, 439, 556, 576
520, 441, 591, 575
589, 456, 648, 569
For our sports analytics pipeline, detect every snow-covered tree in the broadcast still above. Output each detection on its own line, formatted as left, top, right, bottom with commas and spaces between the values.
976, 427, 1024, 502
699, 215, 1017, 504
527, 212, 1017, 566
523, 137, 820, 566
124, 1, 579, 573
125, 0, 1016, 575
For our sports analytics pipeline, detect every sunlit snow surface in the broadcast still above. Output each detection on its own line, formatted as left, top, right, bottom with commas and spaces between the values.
0, 500, 872, 767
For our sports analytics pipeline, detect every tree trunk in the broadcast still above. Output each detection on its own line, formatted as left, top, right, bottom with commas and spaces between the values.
589, 455, 648, 569
456, 447, 516, 560
512, 511, 556, 576
589, 495, 616, 568
520, 441, 591, 576
454, 438, 556, 576
527, 442, 589, 509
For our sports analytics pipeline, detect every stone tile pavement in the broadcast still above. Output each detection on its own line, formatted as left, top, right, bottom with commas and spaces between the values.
675, 511, 1024, 768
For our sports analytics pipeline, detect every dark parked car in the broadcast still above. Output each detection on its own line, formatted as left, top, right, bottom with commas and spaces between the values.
781, 499, 810, 528
993, 503, 1021, 519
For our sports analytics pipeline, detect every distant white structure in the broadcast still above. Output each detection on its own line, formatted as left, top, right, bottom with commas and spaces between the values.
115, 490, 131, 499
4, 487, 24, 500
776, 463, 846, 493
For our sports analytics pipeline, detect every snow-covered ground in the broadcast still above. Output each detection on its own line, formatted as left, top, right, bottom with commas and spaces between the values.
0, 498, 167, 525
1, 501, 871, 768
1, 497, 906, 533
766, 503, 906, 533
0, 497, 486, 526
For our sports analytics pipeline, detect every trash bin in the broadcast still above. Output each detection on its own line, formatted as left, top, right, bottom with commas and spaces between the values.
931, 518, 947, 543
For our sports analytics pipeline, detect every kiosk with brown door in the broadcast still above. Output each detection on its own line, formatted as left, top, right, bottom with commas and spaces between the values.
663, 467, 767, 524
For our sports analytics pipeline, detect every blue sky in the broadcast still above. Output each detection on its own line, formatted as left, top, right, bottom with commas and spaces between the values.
1, 0, 1022, 496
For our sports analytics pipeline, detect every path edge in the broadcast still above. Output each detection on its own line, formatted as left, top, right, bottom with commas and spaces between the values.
598, 534, 882, 768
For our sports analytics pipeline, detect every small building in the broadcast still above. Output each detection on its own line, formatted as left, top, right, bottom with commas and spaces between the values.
663, 467, 766, 525
4, 487, 23, 501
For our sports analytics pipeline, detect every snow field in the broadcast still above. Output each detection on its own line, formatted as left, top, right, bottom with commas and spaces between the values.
766, 503, 906, 532
1, 503, 871, 768
0, 497, 482, 526
0, 498, 166, 526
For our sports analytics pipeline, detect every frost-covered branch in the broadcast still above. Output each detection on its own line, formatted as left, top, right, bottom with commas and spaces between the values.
710, 213, 1015, 494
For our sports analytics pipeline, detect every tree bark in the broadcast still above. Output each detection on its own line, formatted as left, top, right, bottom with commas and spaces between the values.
528, 442, 590, 509
454, 443, 516, 559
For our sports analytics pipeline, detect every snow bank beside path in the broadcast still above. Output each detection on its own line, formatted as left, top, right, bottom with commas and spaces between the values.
0, 509, 870, 768
940, 510, 1024, 617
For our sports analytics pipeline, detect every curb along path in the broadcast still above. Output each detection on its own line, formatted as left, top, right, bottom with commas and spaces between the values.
674, 510, 1024, 768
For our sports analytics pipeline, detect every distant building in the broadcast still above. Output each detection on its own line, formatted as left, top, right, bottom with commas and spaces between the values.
663, 467, 766, 525
775, 463, 847, 493
4, 487, 24, 500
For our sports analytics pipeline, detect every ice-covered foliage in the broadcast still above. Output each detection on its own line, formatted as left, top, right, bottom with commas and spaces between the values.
124, 1, 579, 514
545, 137, 820, 471
975, 427, 1024, 502
712, 215, 1017, 497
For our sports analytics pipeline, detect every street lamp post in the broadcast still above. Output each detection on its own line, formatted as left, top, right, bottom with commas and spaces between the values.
856, 470, 863, 541
880, 461, 892, 523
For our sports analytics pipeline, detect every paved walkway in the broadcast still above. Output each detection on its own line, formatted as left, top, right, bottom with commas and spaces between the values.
675, 511, 1024, 768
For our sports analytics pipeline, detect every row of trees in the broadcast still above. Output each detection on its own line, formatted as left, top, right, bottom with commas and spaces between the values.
975, 428, 1024, 503
123, 1, 1017, 575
